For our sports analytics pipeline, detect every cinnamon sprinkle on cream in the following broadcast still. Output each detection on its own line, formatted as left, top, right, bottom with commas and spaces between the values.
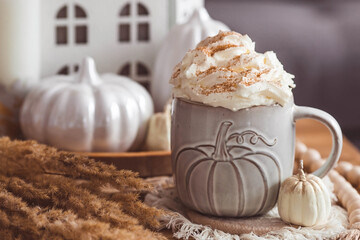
170, 31, 295, 111
200, 80, 238, 96
209, 44, 238, 56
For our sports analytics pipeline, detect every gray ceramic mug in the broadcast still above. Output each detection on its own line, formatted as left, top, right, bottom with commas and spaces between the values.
171, 98, 342, 217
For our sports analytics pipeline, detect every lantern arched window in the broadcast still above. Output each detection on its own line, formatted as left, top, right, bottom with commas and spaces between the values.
118, 62, 151, 90
118, 2, 150, 43
57, 64, 79, 75
55, 4, 88, 45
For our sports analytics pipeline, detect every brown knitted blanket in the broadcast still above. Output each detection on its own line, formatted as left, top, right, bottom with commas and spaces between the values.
0, 137, 166, 240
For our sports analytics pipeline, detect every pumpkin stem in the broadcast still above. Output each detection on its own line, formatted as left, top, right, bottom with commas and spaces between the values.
212, 121, 232, 161
77, 57, 102, 85
189, 8, 211, 23
298, 160, 306, 181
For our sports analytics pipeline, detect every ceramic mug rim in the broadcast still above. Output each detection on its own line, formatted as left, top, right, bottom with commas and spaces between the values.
174, 97, 292, 112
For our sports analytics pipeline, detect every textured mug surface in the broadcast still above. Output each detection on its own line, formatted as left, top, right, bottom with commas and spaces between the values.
171, 98, 342, 217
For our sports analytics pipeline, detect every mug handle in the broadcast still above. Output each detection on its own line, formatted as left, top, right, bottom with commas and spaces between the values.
293, 105, 343, 178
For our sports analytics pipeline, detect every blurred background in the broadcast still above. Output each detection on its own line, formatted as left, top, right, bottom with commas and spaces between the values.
206, 0, 360, 147
1, 0, 359, 149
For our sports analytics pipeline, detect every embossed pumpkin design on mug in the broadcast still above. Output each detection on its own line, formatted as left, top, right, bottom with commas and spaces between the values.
175, 121, 281, 217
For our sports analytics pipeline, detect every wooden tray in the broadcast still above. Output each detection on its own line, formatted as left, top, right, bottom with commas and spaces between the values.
84, 151, 172, 178
186, 209, 288, 236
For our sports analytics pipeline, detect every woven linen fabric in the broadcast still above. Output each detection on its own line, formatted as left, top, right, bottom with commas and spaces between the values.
145, 176, 349, 240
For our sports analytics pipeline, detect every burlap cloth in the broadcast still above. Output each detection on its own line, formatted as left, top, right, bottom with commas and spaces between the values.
145, 176, 348, 240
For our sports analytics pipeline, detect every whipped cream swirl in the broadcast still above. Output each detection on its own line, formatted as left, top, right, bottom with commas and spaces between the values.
170, 31, 295, 111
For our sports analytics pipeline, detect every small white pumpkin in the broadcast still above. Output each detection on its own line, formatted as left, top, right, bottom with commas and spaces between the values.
20, 57, 154, 152
277, 160, 331, 227
143, 100, 171, 151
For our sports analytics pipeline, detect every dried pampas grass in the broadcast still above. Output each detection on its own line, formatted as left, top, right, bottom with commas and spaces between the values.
0, 137, 165, 240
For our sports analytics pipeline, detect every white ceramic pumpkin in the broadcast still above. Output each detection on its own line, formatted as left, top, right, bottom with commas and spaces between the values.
151, 7, 229, 111
277, 161, 331, 227
20, 57, 154, 152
